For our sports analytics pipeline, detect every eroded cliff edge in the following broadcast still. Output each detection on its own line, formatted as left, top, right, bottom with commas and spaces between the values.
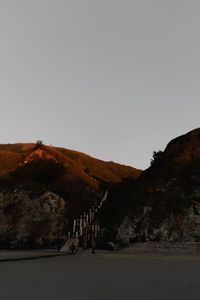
116, 128, 200, 246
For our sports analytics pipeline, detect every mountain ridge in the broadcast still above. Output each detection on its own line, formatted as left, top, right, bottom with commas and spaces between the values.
0, 143, 141, 183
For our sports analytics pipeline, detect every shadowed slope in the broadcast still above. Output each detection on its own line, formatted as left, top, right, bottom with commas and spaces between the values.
117, 128, 200, 245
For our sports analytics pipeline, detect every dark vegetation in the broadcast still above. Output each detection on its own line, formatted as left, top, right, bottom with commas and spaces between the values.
11, 158, 66, 184
96, 178, 136, 248
150, 150, 164, 166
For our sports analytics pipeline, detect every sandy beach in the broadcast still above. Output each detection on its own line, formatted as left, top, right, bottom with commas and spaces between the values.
0, 250, 200, 300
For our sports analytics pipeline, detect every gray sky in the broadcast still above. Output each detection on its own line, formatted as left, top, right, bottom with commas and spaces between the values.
0, 0, 200, 169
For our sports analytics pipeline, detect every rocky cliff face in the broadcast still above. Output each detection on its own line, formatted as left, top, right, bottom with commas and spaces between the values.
0, 188, 66, 248
117, 197, 200, 244
117, 129, 200, 245
2, 130, 200, 249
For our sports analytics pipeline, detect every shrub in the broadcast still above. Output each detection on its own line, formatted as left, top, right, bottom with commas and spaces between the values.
150, 150, 164, 166
11, 158, 66, 184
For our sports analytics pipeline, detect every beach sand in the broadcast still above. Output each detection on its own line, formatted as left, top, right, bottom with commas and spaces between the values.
0, 249, 200, 300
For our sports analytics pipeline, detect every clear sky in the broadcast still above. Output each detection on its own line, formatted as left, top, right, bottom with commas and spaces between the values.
0, 0, 200, 170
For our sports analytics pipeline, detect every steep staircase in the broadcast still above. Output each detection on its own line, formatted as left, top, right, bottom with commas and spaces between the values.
65, 190, 108, 249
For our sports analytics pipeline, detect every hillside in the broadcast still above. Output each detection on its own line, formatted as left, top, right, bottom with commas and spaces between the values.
116, 128, 200, 245
0, 142, 141, 249
56, 147, 140, 183
0, 143, 141, 182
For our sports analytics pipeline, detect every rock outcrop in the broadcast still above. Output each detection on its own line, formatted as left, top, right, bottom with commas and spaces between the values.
0, 189, 66, 248
117, 129, 200, 245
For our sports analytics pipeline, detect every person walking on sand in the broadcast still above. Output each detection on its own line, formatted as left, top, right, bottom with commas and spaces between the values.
92, 241, 95, 254
70, 238, 79, 255
74, 238, 79, 255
